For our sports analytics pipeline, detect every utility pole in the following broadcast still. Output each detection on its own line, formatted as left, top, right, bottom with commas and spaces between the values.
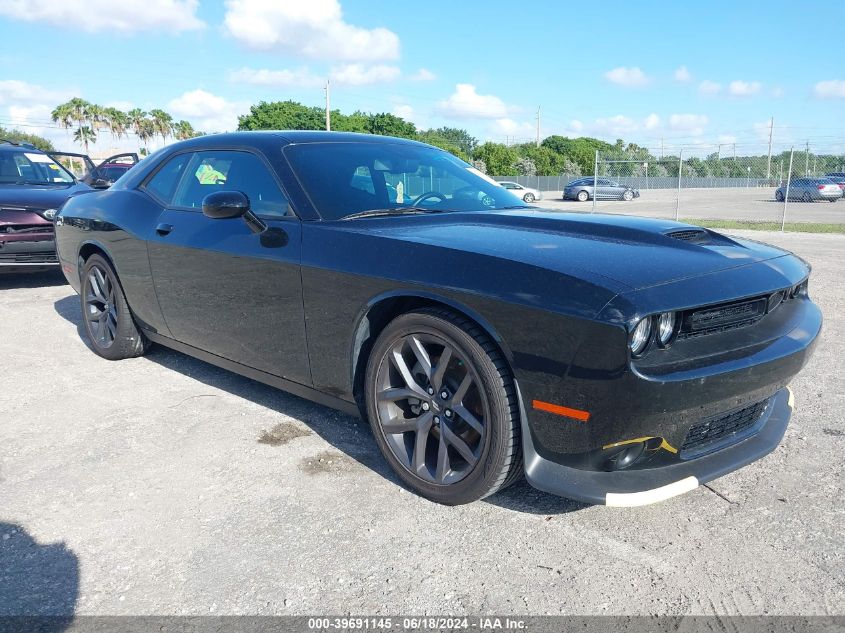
733, 143, 736, 162
324, 80, 331, 131
765, 116, 774, 179
535, 106, 541, 148
660, 137, 664, 160
805, 140, 809, 175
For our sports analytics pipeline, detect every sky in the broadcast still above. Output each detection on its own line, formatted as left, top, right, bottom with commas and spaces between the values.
0, 0, 843, 157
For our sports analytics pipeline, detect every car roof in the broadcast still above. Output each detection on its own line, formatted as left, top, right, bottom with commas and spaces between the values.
172, 130, 430, 150
0, 142, 43, 153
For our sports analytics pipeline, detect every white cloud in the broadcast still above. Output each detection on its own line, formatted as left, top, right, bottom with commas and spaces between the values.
223, 0, 399, 62
0, 80, 74, 106
392, 104, 414, 121
814, 79, 845, 98
167, 89, 249, 133
229, 67, 323, 88
604, 66, 650, 88
728, 80, 762, 96
668, 113, 709, 136
568, 120, 584, 133
644, 113, 661, 130
491, 118, 535, 139
330, 64, 401, 86
698, 80, 722, 96
410, 68, 436, 82
593, 115, 639, 137
674, 66, 691, 82
717, 134, 737, 146
0, 0, 203, 33
435, 84, 513, 119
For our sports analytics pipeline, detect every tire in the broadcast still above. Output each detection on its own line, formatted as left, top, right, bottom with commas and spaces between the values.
802, 191, 812, 203
364, 308, 522, 505
523, 193, 535, 203
80, 254, 149, 360
576, 190, 589, 202
622, 190, 634, 201
829, 198, 837, 203
775, 190, 784, 202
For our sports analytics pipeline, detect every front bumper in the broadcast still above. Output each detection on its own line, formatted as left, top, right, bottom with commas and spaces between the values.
523, 387, 793, 506
0, 234, 58, 273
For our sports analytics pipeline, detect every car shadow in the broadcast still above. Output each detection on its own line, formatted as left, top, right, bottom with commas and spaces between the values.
52, 295, 588, 515
0, 521, 78, 631
0, 270, 67, 290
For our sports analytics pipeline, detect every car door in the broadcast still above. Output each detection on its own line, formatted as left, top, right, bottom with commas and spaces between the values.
596, 179, 615, 199
145, 149, 311, 386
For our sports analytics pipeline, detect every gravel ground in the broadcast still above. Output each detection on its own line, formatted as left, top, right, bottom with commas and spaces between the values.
537, 188, 845, 223
0, 230, 843, 617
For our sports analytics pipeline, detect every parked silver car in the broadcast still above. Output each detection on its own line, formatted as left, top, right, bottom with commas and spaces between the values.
824, 173, 845, 197
775, 178, 841, 202
563, 177, 639, 202
497, 180, 542, 203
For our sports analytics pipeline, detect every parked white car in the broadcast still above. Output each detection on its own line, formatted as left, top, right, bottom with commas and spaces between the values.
498, 181, 543, 203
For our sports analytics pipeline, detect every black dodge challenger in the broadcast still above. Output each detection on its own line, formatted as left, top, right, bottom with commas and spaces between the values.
54, 132, 821, 506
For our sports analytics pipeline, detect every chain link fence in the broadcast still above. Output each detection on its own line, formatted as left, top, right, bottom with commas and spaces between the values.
494, 143, 845, 229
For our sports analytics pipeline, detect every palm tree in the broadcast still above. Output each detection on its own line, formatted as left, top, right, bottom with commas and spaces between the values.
104, 107, 129, 139
73, 126, 96, 153
135, 118, 156, 151
174, 120, 196, 141
87, 104, 106, 133
149, 109, 173, 145
66, 98, 91, 134
50, 102, 74, 131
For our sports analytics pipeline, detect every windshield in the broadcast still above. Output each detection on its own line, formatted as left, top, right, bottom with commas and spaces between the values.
0, 151, 75, 185
285, 142, 526, 220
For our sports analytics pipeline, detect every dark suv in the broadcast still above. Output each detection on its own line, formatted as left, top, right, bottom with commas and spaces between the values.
0, 141, 92, 273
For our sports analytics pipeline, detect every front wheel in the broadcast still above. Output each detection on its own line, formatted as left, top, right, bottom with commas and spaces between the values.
81, 254, 149, 360
364, 309, 522, 505
775, 190, 784, 202
622, 190, 634, 201
802, 192, 812, 203
576, 190, 590, 202
523, 193, 535, 203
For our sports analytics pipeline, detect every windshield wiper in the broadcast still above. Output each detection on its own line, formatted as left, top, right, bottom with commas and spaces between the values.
340, 206, 449, 221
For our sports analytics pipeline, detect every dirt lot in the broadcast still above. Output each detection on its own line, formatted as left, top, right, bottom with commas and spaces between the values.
0, 230, 843, 617
539, 187, 845, 224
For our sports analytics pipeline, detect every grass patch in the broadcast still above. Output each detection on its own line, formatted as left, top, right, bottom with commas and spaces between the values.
681, 218, 845, 234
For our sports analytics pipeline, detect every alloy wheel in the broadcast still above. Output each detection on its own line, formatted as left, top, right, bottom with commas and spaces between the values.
374, 333, 488, 485
85, 264, 118, 348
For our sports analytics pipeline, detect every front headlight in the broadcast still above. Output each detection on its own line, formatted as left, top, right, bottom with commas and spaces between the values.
629, 318, 652, 356
41, 208, 57, 220
657, 312, 676, 346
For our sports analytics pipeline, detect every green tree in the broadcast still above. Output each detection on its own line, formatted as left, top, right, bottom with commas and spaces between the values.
419, 127, 478, 155
238, 100, 325, 131
366, 113, 416, 138
149, 109, 174, 144
473, 143, 518, 176
0, 126, 54, 151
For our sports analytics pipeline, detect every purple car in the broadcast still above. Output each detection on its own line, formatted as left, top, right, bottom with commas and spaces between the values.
0, 141, 92, 273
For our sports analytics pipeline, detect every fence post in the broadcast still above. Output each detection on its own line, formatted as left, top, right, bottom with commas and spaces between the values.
675, 149, 683, 221
592, 150, 598, 214
782, 147, 794, 232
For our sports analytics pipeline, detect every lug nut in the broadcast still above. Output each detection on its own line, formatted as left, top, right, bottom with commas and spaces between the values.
427, 387, 435, 395
421, 402, 430, 411
440, 390, 449, 400
433, 416, 440, 425
444, 410, 452, 418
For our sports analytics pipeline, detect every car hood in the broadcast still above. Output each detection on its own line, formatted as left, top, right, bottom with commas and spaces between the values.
350, 209, 790, 292
0, 182, 92, 211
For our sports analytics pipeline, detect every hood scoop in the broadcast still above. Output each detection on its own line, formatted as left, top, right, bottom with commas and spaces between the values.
665, 228, 711, 244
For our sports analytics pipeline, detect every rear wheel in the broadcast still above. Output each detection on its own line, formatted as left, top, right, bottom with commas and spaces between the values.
577, 190, 589, 202
81, 254, 149, 360
775, 190, 784, 202
802, 191, 812, 203
829, 198, 837, 203
523, 193, 535, 203
364, 308, 522, 505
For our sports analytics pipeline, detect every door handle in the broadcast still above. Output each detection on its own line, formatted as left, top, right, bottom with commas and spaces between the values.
155, 223, 174, 236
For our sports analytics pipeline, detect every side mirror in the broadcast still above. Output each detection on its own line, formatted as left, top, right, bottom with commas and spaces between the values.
92, 178, 112, 189
202, 190, 250, 219
202, 190, 267, 234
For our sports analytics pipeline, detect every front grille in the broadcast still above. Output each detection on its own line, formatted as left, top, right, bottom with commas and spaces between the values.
681, 398, 770, 457
0, 251, 58, 263
2, 224, 54, 234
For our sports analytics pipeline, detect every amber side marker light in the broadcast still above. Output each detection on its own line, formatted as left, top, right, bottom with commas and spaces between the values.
532, 400, 591, 422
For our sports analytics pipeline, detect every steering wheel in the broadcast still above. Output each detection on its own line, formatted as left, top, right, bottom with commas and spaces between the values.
410, 191, 446, 206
